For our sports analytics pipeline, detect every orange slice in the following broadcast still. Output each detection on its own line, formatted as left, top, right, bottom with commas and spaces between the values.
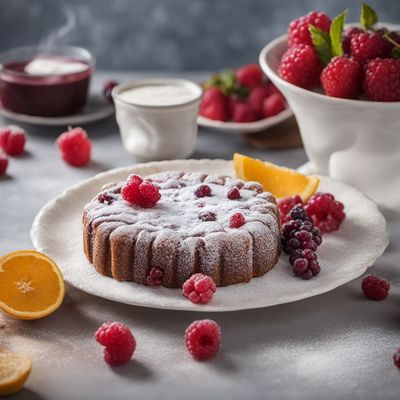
0, 250, 65, 320
233, 153, 319, 201
0, 352, 32, 396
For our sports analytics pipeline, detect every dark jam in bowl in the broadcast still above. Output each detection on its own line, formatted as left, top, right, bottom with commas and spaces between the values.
0, 50, 94, 117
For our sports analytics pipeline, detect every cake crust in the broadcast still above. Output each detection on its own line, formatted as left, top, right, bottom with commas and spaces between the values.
83, 171, 280, 288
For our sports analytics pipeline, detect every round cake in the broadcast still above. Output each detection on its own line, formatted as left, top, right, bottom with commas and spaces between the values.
82, 171, 280, 288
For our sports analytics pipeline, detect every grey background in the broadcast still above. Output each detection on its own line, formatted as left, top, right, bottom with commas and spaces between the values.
0, 0, 399, 71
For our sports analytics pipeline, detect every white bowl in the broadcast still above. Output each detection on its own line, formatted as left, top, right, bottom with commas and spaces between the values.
259, 33, 400, 209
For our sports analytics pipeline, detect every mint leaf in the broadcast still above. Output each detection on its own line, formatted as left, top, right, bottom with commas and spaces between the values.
330, 10, 347, 57
392, 47, 400, 59
204, 69, 236, 95
309, 25, 331, 65
360, 3, 378, 30
384, 33, 400, 59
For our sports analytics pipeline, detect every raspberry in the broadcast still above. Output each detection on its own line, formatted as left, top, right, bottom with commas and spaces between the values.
235, 64, 263, 88
342, 27, 363, 54
200, 87, 230, 122
278, 195, 304, 224
182, 273, 216, 304
350, 32, 392, 65
0, 125, 27, 156
262, 93, 286, 118
146, 267, 164, 287
232, 102, 258, 123
278, 44, 322, 89
121, 178, 161, 208
103, 80, 119, 103
95, 322, 136, 366
361, 275, 390, 301
363, 58, 400, 102
195, 184, 211, 198
0, 151, 8, 176
288, 11, 331, 47
56, 127, 91, 167
185, 319, 221, 360
227, 186, 241, 200
98, 193, 114, 205
304, 192, 345, 233
393, 348, 400, 369
321, 56, 362, 99
127, 174, 143, 185
229, 212, 245, 228
248, 85, 272, 114
198, 211, 216, 222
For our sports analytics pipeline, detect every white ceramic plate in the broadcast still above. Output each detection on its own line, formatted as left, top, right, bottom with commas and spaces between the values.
197, 107, 293, 134
0, 94, 114, 126
31, 159, 388, 312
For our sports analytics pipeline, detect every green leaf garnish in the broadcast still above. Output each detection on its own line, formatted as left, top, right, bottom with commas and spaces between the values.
384, 32, 400, 59
392, 47, 400, 59
309, 25, 331, 65
330, 10, 347, 57
360, 3, 378, 30
204, 69, 236, 95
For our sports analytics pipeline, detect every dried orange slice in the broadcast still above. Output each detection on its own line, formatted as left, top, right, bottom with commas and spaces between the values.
0, 352, 32, 396
233, 153, 319, 201
0, 250, 64, 320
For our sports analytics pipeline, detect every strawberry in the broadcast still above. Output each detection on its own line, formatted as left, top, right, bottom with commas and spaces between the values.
232, 102, 258, 122
199, 87, 230, 121
262, 93, 286, 118
248, 85, 272, 114
235, 64, 263, 88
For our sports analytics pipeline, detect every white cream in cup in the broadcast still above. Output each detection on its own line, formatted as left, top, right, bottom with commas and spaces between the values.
113, 79, 202, 161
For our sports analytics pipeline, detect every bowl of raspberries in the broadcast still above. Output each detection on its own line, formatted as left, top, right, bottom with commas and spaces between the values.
198, 64, 292, 134
259, 3, 400, 209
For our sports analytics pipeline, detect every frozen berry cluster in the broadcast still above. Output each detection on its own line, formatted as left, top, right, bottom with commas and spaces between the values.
200, 64, 287, 123
281, 204, 322, 279
278, 4, 400, 101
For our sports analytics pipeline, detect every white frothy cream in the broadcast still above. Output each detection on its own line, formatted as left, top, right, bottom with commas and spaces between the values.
119, 84, 199, 107
25, 57, 88, 75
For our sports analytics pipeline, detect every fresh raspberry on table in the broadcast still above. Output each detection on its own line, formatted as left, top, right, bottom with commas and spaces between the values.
278, 195, 304, 225
0, 151, 8, 176
363, 58, 400, 102
199, 87, 230, 121
103, 80, 119, 103
350, 32, 392, 65
361, 275, 390, 301
229, 212, 246, 228
321, 56, 362, 99
247, 85, 272, 114
121, 177, 161, 208
288, 11, 331, 47
235, 64, 264, 88
304, 192, 345, 233
278, 44, 322, 89
56, 127, 91, 167
262, 92, 286, 117
227, 186, 241, 200
182, 273, 216, 304
0, 125, 27, 156
232, 102, 258, 122
95, 322, 136, 366
185, 319, 221, 360
146, 267, 164, 287
195, 184, 212, 198
393, 348, 400, 369
342, 27, 363, 54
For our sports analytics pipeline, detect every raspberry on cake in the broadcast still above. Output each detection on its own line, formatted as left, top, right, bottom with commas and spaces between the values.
83, 171, 281, 288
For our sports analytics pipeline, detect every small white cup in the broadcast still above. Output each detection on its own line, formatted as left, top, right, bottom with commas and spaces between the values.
113, 78, 202, 161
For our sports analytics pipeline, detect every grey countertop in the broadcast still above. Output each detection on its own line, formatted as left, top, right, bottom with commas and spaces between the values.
0, 72, 399, 400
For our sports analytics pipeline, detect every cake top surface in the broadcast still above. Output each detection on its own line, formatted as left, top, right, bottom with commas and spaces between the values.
84, 171, 278, 238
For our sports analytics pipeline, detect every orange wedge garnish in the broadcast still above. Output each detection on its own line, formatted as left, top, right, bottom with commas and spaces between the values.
0, 250, 64, 320
233, 153, 319, 201
0, 352, 32, 396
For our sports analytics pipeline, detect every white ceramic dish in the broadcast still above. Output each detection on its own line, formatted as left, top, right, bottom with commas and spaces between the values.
31, 159, 388, 312
197, 107, 293, 134
259, 24, 400, 209
0, 94, 114, 126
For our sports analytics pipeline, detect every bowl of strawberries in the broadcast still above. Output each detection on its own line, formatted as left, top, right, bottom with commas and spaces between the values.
259, 3, 400, 209
198, 64, 292, 134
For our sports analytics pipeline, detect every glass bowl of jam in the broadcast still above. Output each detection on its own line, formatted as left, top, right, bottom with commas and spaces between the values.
0, 45, 95, 117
